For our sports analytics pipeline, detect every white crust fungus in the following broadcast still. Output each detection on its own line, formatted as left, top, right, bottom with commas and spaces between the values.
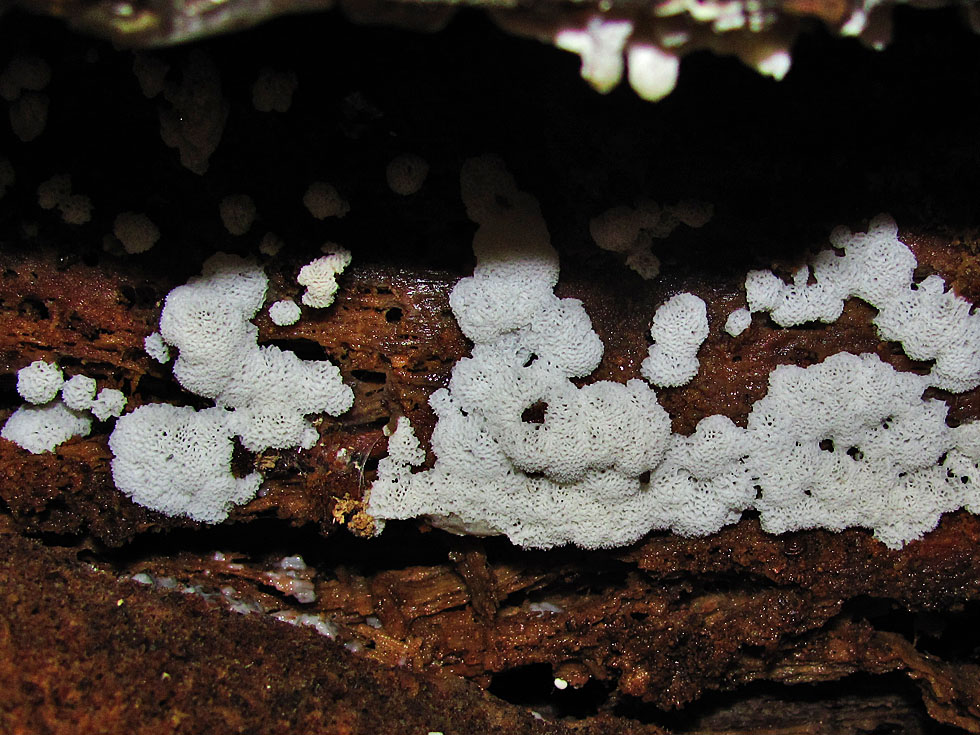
131, 53, 169, 99
1, 400, 91, 454
36, 174, 91, 225
369, 156, 684, 549
17, 360, 64, 404
0, 56, 51, 102
2, 56, 52, 143
61, 374, 97, 411
219, 194, 256, 236
749, 352, 979, 549
743, 214, 980, 392
641, 292, 709, 387
724, 307, 752, 337
369, 160, 980, 550
144, 332, 171, 363
303, 182, 349, 220
59, 194, 92, 225
554, 16, 634, 95
590, 199, 712, 279
110, 404, 261, 523
298, 246, 352, 308
109, 253, 354, 521
91, 388, 127, 421
158, 50, 227, 175
37, 174, 71, 210
114, 212, 160, 254
258, 232, 284, 257
269, 299, 301, 326
386, 153, 429, 196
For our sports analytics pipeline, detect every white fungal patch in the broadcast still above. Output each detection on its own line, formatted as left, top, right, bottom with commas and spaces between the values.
298, 246, 351, 308
17, 360, 64, 404
269, 299, 301, 326
369, 159, 980, 550
640, 292, 709, 387
724, 307, 752, 337
1, 400, 91, 454
114, 212, 160, 254
303, 181, 349, 220
219, 194, 256, 236
108, 253, 353, 521
386, 153, 429, 196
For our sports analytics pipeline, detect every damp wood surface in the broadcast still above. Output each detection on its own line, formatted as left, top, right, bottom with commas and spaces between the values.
2, 7, 980, 735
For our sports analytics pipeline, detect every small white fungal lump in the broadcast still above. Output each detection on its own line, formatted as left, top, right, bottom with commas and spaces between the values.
17, 360, 64, 404
298, 246, 352, 308
61, 374, 97, 411
144, 332, 171, 363
258, 232, 284, 257
743, 214, 980, 392
303, 181, 349, 220
2, 55, 52, 143
113, 212, 160, 254
386, 153, 429, 196
131, 53, 169, 99
641, 292, 709, 387
91, 388, 127, 421
590, 198, 713, 279
36, 174, 91, 225
109, 253, 354, 521
555, 16, 633, 95
269, 299, 301, 326
219, 194, 256, 236
724, 307, 752, 337
0, 55, 51, 102
157, 50, 227, 175
1, 401, 91, 454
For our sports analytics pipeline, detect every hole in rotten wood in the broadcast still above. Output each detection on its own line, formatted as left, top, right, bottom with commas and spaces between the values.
18, 296, 49, 320
351, 369, 386, 384
264, 338, 328, 362
522, 401, 547, 424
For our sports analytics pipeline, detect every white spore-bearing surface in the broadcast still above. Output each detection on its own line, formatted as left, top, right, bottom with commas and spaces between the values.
368, 158, 980, 550
641, 292, 709, 387
2, 363, 130, 453
61, 374, 97, 411
109, 253, 355, 523
16, 360, 64, 404
743, 214, 980, 392
144, 332, 171, 363
369, 156, 742, 549
298, 246, 352, 308
589, 198, 713, 280
1, 400, 91, 454
269, 299, 301, 326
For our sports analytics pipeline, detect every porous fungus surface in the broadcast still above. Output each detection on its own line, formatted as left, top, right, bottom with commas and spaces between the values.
2, 7, 980, 734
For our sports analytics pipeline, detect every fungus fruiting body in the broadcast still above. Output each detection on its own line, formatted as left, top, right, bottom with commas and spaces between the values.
367, 158, 980, 550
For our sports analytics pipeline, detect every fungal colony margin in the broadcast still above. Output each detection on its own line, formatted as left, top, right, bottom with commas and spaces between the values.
3, 156, 979, 550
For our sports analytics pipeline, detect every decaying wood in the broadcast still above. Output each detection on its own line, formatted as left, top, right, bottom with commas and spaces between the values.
2, 8, 980, 734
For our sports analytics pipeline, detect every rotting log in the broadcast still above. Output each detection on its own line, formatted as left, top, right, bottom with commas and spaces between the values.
2, 6, 980, 734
